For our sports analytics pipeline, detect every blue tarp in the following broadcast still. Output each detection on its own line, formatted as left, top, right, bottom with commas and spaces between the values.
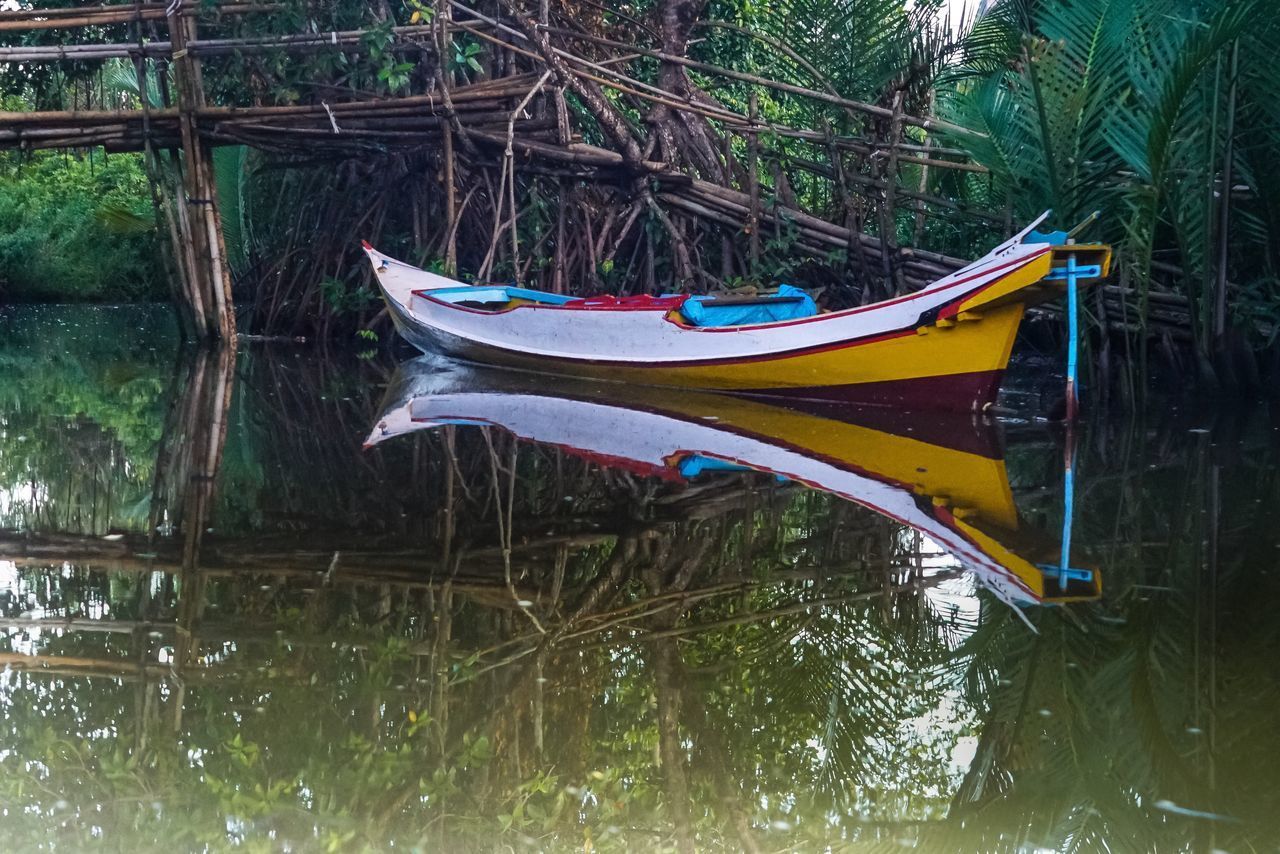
680, 284, 818, 327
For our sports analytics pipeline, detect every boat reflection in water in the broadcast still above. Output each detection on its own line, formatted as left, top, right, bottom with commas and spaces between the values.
369, 356, 1099, 608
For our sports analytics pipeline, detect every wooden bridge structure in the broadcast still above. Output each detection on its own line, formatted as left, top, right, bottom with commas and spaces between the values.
0, 1, 1028, 342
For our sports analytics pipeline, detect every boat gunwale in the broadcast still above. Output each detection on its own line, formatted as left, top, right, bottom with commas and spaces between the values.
406, 246, 1053, 334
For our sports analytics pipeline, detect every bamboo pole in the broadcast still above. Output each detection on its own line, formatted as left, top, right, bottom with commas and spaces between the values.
132, 11, 196, 340
167, 2, 234, 341
747, 91, 760, 272
437, 0, 458, 274
0, 2, 279, 32
0, 22, 454, 61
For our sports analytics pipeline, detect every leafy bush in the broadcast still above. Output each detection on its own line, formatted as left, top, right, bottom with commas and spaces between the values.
0, 149, 166, 302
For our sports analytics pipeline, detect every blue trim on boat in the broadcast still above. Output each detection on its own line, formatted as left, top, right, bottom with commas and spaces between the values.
428, 285, 578, 306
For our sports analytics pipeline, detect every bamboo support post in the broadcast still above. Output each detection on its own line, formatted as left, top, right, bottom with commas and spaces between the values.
438, 0, 458, 274
166, 2, 234, 341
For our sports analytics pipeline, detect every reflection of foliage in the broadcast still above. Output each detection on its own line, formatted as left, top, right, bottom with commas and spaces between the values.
0, 306, 175, 533
931, 419, 1280, 851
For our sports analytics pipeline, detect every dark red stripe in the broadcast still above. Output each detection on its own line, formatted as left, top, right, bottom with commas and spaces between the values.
737, 370, 1005, 413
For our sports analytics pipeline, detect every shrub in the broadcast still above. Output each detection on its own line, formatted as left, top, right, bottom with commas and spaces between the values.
0, 149, 167, 302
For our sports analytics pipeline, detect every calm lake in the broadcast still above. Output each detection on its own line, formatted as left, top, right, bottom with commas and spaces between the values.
0, 304, 1277, 851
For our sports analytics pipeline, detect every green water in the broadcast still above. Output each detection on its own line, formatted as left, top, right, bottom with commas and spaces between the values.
0, 304, 1276, 852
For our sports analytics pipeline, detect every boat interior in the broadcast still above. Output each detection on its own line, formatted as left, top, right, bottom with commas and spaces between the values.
417, 283, 821, 328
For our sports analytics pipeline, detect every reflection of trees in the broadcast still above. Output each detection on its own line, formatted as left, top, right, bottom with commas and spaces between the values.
0, 400, 979, 849
932, 413, 1280, 851
0, 306, 175, 533
2, 318, 1278, 849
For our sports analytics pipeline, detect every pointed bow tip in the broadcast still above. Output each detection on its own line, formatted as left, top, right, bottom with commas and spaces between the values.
360, 239, 373, 251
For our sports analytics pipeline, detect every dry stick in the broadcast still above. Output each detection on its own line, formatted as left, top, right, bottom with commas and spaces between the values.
592, 202, 620, 263
682, 176, 970, 264
879, 89, 906, 294
491, 13, 645, 166
762, 124, 980, 165
694, 19, 842, 99
477, 168, 502, 282
659, 187, 965, 279
553, 180, 566, 293
457, 17, 747, 130
438, 184, 478, 265
646, 193, 694, 288
502, 70, 553, 281
521, 14, 979, 136
913, 96, 935, 246
601, 200, 645, 264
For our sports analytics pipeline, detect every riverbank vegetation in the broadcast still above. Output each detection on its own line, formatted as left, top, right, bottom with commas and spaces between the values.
0, 0, 1276, 391
0, 149, 163, 301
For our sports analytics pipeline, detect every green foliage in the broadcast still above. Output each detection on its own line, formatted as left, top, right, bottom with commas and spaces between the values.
451, 39, 486, 77
937, 0, 1271, 345
0, 151, 165, 301
212, 146, 250, 271
320, 276, 379, 315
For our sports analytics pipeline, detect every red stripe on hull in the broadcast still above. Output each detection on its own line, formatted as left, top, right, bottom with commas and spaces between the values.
740, 370, 1005, 412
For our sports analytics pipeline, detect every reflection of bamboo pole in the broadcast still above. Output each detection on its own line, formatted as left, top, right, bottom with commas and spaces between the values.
652, 635, 695, 854
576, 571, 962, 648
0, 652, 170, 680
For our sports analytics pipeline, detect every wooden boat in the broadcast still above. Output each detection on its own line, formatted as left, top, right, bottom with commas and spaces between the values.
367, 357, 1100, 606
362, 213, 1110, 411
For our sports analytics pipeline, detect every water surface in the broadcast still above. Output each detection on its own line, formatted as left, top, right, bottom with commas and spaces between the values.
0, 304, 1276, 851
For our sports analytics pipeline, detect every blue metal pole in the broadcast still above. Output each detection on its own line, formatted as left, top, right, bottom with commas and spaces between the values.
1065, 252, 1080, 421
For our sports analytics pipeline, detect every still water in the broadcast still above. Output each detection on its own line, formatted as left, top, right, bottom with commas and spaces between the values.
0, 304, 1277, 851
